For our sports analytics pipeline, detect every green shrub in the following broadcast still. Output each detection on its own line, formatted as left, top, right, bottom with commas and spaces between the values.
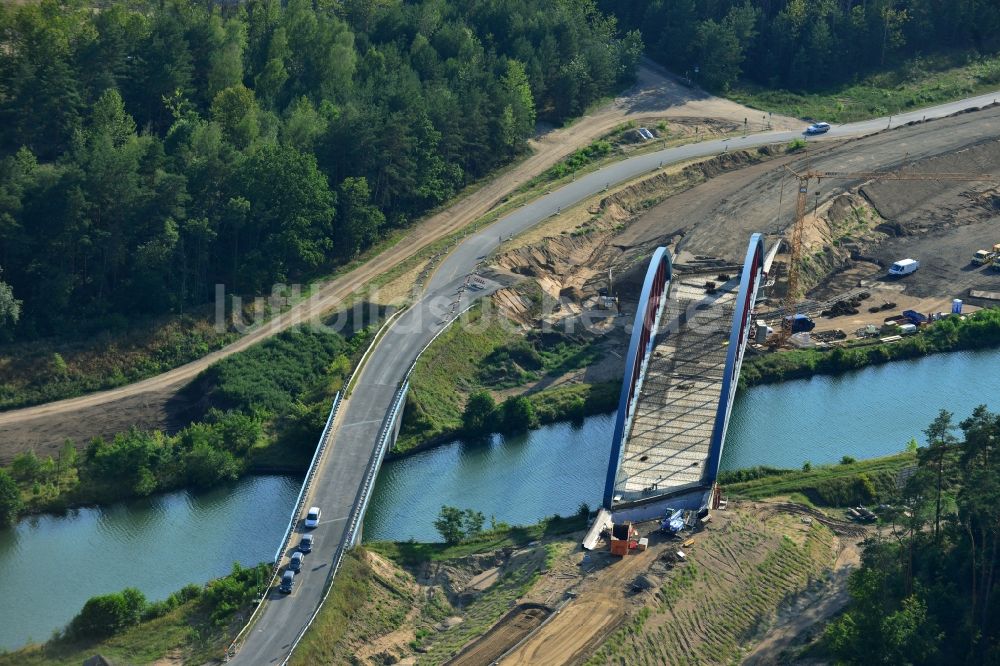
67, 588, 147, 640
0, 469, 22, 526
462, 391, 498, 435
499, 395, 538, 433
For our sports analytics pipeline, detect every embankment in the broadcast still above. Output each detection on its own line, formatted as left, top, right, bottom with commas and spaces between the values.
740, 307, 1000, 388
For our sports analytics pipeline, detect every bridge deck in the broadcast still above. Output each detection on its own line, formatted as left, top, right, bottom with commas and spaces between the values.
614, 279, 735, 500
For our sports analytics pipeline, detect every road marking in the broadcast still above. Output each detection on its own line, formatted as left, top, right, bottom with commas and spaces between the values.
339, 419, 384, 428
317, 516, 350, 526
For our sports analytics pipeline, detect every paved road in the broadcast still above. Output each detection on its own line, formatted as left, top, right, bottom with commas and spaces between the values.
230, 91, 1000, 664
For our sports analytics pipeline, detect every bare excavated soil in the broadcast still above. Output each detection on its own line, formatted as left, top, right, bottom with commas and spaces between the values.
0, 389, 190, 465
446, 604, 551, 666
484, 502, 865, 666
461, 108, 1000, 413
619, 106, 1000, 303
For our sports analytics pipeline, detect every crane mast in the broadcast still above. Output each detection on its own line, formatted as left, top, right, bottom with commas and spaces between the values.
776, 166, 995, 344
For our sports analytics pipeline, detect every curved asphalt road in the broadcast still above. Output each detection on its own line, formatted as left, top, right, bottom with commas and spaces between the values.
230, 90, 1000, 664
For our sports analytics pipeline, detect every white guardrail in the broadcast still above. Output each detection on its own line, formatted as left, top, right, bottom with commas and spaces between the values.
225, 306, 407, 661
224, 390, 341, 660
279, 300, 481, 664
280, 378, 410, 664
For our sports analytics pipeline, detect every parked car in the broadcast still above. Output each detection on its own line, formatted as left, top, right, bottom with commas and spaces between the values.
298, 533, 314, 554
279, 570, 295, 594
805, 122, 831, 134
289, 551, 304, 572
304, 506, 321, 528
887, 258, 919, 277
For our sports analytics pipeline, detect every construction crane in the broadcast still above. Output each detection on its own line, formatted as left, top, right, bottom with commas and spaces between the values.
776, 166, 996, 344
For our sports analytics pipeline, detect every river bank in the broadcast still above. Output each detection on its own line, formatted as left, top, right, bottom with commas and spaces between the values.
4, 350, 995, 652
740, 306, 1000, 388
0, 324, 369, 527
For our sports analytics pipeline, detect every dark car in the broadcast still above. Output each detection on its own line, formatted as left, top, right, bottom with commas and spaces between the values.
279, 569, 295, 594
785, 313, 816, 333
289, 551, 304, 572
298, 533, 314, 554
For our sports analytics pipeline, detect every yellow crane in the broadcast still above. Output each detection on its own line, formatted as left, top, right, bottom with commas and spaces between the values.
777, 166, 996, 343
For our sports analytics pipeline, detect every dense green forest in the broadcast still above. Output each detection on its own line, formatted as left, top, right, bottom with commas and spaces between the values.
823, 406, 1000, 664
602, 0, 1000, 91
0, 0, 641, 338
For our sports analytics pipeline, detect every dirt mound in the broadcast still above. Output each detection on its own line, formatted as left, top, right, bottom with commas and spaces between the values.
417, 549, 516, 604
597, 147, 772, 217
446, 603, 552, 666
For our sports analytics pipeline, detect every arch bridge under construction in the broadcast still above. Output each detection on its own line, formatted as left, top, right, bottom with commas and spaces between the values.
592, 233, 768, 533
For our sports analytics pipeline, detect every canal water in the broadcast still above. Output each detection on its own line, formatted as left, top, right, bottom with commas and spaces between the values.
1, 349, 998, 650
0, 475, 300, 651
364, 348, 1000, 542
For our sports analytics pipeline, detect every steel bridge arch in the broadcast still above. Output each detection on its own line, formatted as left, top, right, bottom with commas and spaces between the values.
602, 246, 673, 509
703, 233, 765, 483
601, 234, 766, 510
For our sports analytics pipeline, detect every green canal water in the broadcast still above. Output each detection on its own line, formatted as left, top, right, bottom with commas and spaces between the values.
1, 349, 997, 649
363, 348, 1000, 541
0, 475, 299, 651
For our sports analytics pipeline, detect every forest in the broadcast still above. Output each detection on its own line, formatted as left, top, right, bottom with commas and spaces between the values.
602, 0, 1000, 91
0, 0, 641, 338
823, 406, 1000, 664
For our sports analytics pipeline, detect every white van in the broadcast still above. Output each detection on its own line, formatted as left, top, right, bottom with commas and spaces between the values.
888, 258, 919, 277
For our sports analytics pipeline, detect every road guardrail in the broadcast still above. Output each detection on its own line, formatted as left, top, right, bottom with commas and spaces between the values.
224, 390, 341, 660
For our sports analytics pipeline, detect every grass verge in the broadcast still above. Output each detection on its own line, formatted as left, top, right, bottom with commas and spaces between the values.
722, 452, 917, 506
395, 297, 615, 454
729, 52, 1000, 123
368, 512, 589, 567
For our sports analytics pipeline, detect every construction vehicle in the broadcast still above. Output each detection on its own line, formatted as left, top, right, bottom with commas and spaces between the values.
993, 255, 1000, 272
775, 168, 995, 345
972, 244, 1000, 266
660, 508, 684, 535
973, 249, 994, 266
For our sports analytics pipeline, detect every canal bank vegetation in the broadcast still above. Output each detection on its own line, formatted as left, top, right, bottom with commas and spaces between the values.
740, 306, 1000, 389
0, 562, 268, 665
803, 405, 1000, 664
396, 300, 618, 454
722, 452, 917, 507
0, 325, 372, 524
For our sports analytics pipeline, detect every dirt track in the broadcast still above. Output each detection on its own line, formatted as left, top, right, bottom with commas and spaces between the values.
0, 64, 797, 461
447, 604, 551, 666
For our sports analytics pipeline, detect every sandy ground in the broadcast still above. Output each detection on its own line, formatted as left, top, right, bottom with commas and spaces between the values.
447, 604, 550, 666
500, 542, 659, 665
488, 502, 870, 666
615, 108, 1000, 270
742, 537, 861, 665
0, 63, 799, 461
